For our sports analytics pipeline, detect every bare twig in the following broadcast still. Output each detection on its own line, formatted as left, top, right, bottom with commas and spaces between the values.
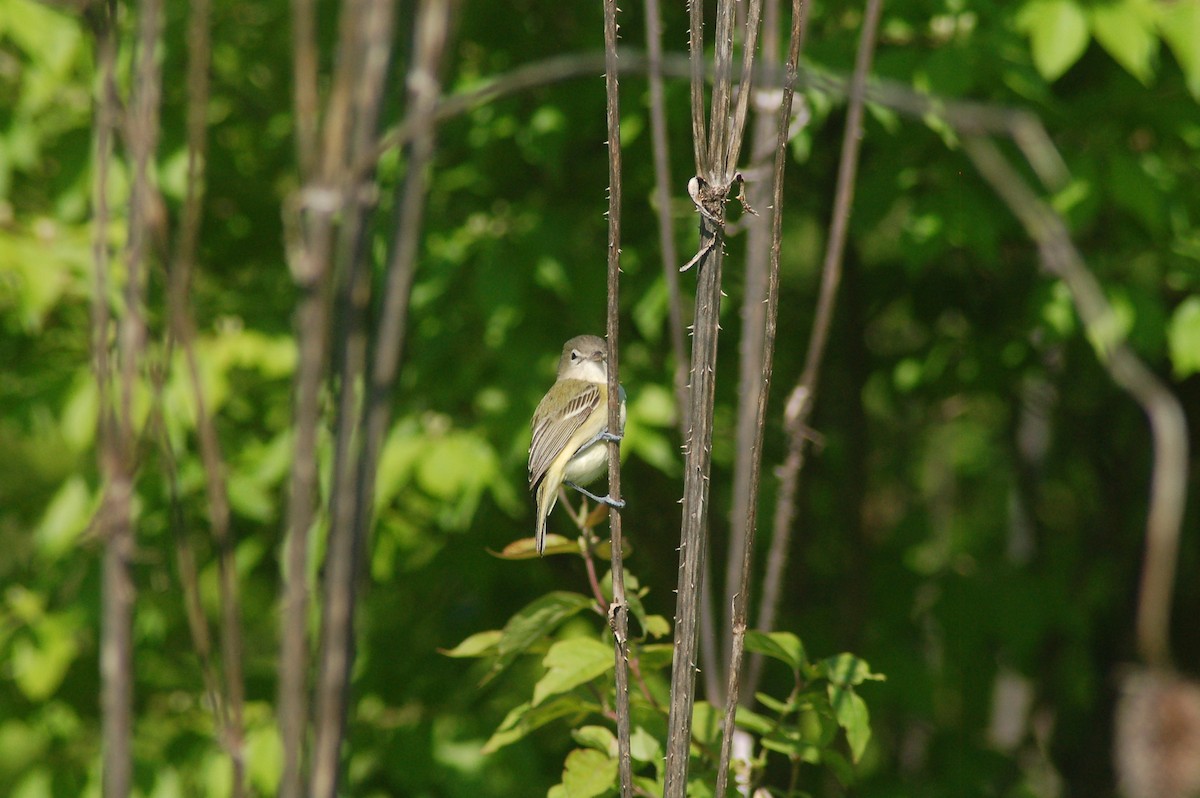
309, 1, 399, 795
365, 50, 1063, 187
747, 0, 881, 703
600, 1, 632, 794
723, 0, 782, 687
166, 0, 246, 790
666, 0, 767, 789
276, 0, 338, 790
643, 0, 689, 433
714, 0, 814, 794
964, 137, 1189, 668
687, 0, 709, 172
90, 1, 126, 794
99, 0, 162, 793
292, 0, 319, 178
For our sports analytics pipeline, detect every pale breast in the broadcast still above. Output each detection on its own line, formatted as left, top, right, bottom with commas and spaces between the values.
563, 438, 610, 486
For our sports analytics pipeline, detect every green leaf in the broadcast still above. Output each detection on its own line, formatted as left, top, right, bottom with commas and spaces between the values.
828, 685, 871, 762
482, 696, 591, 753
745, 630, 807, 672
11, 615, 79, 701
755, 691, 793, 715
692, 701, 721, 747
641, 614, 671, 639
634, 643, 674, 671
1090, 0, 1159, 84
560, 748, 617, 798
534, 637, 614, 706
440, 629, 502, 658
734, 705, 774, 735
816, 653, 885, 687
572, 725, 617, 756
33, 476, 92, 560
1017, 0, 1091, 81
1168, 296, 1200, 377
629, 726, 662, 764
483, 591, 594, 682
1158, 0, 1200, 97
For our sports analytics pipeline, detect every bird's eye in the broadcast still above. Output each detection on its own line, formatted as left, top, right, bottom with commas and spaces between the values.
571, 350, 580, 360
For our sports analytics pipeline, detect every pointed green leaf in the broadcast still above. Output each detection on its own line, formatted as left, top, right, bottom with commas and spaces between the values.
745, 630, 807, 672
733, 705, 774, 736
482, 696, 591, 753
1158, 0, 1200, 97
754, 691, 793, 715
533, 637, 614, 706
440, 629, 502, 658
1017, 0, 1091, 81
1091, 0, 1159, 84
483, 591, 594, 682
817, 653, 884, 687
828, 685, 871, 762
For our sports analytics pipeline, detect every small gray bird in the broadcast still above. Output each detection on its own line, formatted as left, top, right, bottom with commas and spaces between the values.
528, 335, 626, 555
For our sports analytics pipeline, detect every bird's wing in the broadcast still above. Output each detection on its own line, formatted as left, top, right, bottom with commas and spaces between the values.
529, 379, 603, 489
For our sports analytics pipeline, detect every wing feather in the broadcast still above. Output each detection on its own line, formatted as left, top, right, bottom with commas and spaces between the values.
528, 380, 603, 488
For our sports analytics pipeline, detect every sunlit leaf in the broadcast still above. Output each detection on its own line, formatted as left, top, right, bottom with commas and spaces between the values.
629, 726, 662, 764
572, 725, 617, 756
816, 653, 885, 687
483, 591, 594, 683
745, 630, 807, 672
1017, 0, 1091, 80
440, 629, 502, 659
482, 696, 592, 753
33, 476, 92, 560
560, 748, 616, 798
1091, 0, 1159, 84
533, 637, 614, 706
1158, 0, 1200, 97
1168, 296, 1200, 377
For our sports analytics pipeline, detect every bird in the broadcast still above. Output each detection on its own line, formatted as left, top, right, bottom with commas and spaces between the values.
528, 334, 626, 556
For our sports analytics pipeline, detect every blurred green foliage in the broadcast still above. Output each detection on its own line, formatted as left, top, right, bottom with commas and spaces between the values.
0, 0, 1198, 795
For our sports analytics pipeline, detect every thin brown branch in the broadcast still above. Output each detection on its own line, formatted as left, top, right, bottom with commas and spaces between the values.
720, 1, 883, 792
155, 413, 228, 755
643, 0, 689, 436
167, 0, 246, 790
365, 50, 1062, 187
723, 0, 783, 690
101, 0, 163, 792
601, 1, 632, 794
277, 3, 340, 793
722, 0, 765, 181
350, 0, 452, 572
91, 0, 124, 784
688, 0, 709, 171
309, 1, 399, 795
746, 0, 881, 703
963, 137, 1189, 668
292, 0, 319, 180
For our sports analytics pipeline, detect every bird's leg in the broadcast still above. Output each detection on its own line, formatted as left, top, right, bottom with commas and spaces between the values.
577, 428, 624, 451
565, 481, 626, 509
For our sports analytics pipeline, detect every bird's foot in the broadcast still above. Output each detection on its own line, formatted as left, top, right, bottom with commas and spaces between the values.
565, 481, 626, 509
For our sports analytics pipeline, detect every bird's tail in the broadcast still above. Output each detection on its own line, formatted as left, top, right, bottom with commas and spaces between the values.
535, 477, 558, 556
